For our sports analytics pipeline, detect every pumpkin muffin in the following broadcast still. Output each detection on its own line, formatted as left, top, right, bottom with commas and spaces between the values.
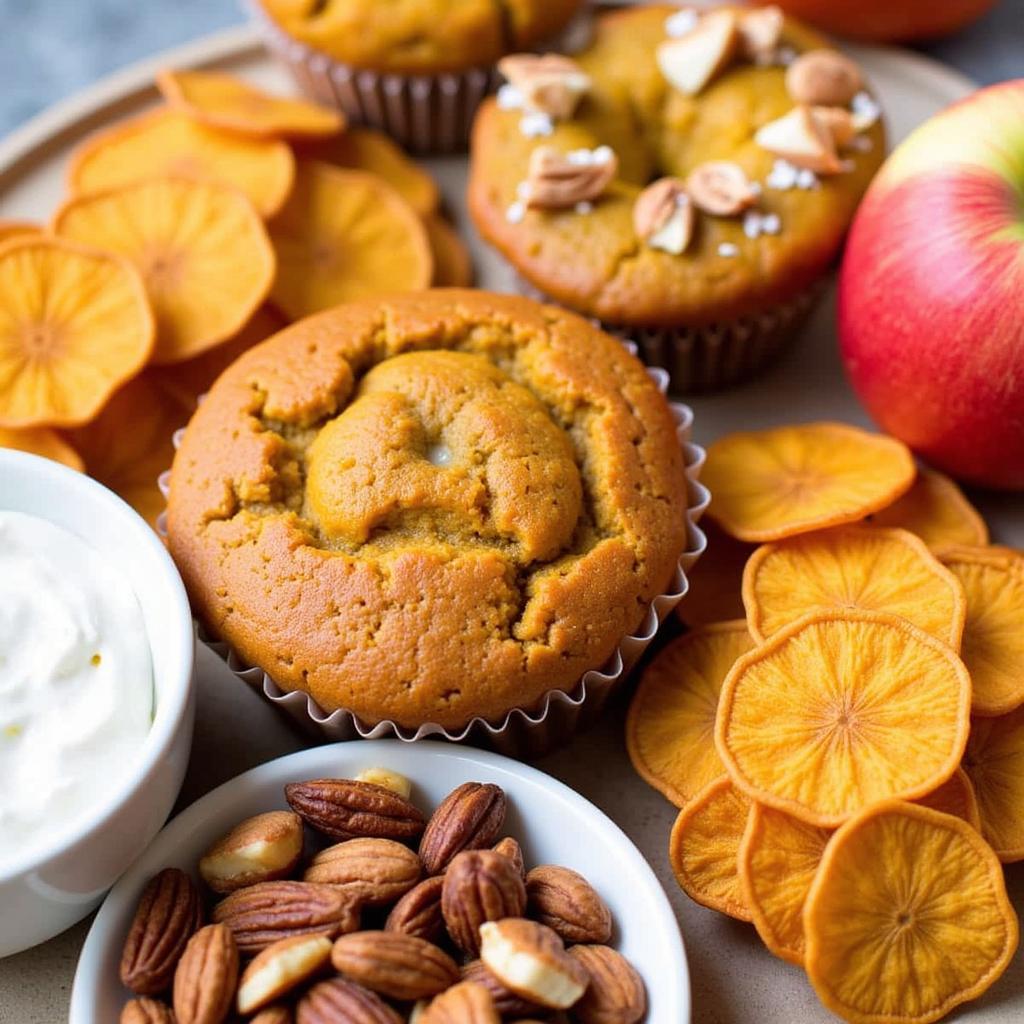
167, 289, 689, 732
468, 4, 887, 389
249, 0, 585, 152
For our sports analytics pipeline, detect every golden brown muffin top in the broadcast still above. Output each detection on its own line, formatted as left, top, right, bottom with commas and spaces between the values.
257, 0, 584, 74
167, 290, 689, 730
468, 5, 887, 326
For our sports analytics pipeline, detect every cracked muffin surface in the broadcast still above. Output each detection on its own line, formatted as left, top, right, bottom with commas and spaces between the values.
167, 290, 689, 729
256, 0, 583, 74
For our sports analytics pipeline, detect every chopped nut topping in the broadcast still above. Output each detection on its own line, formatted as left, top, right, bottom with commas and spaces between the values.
811, 106, 857, 148
686, 161, 759, 216
523, 145, 618, 210
497, 54, 591, 121
657, 9, 740, 97
738, 6, 784, 61
755, 105, 843, 175
633, 178, 694, 255
785, 49, 864, 107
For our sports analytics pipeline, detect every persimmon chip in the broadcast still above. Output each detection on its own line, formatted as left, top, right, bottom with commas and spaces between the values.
268, 160, 432, 320
627, 621, 753, 807
0, 237, 154, 428
54, 177, 275, 365
424, 214, 473, 287
703, 422, 915, 542
157, 69, 344, 139
937, 545, 1024, 716
742, 526, 966, 648
962, 706, 1024, 861
804, 801, 1019, 1024
738, 803, 831, 966
716, 609, 971, 827
867, 467, 988, 548
676, 520, 752, 627
668, 777, 752, 921
916, 765, 981, 830
68, 108, 295, 217
0, 426, 83, 471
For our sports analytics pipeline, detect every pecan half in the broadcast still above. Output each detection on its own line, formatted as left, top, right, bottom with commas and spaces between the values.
526, 865, 613, 945
172, 924, 239, 1024
686, 161, 758, 216
632, 178, 693, 254
497, 53, 591, 119
419, 782, 508, 875
569, 944, 647, 1024
303, 837, 421, 906
492, 837, 526, 880
330, 931, 459, 1001
522, 146, 618, 211
385, 875, 446, 941
417, 980, 500, 1024
442, 850, 527, 956
121, 867, 204, 995
296, 978, 401, 1024
785, 49, 863, 107
199, 810, 303, 894
285, 779, 425, 841
120, 997, 175, 1024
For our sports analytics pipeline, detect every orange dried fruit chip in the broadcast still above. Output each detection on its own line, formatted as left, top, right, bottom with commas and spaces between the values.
54, 177, 275, 365
668, 777, 752, 921
703, 422, 915, 543
627, 621, 753, 807
738, 803, 831, 966
915, 765, 981, 830
676, 520, 752, 628
962, 706, 1024, 861
68, 108, 295, 217
867, 466, 989, 548
157, 68, 344, 139
716, 609, 971, 827
742, 526, 966, 648
424, 214, 473, 287
0, 236, 154, 428
0, 220, 40, 244
937, 544, 1024, 716
298, 126, 440, 215
804, 800, 1019, 1024
268, 160, 432, 321
0, 426, 83, 471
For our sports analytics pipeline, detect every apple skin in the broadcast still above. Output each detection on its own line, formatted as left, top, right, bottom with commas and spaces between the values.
838, 81, 1024, 490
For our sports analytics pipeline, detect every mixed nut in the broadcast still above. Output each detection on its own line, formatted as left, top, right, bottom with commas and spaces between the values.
118, 771, 647, 1023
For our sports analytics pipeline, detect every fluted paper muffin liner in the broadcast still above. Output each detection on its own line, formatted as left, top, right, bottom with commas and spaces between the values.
158, 359, 707, 758
245, 1, 595, 154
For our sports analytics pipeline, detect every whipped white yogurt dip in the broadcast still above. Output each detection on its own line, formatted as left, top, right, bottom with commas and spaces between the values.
0, 510, 153, 871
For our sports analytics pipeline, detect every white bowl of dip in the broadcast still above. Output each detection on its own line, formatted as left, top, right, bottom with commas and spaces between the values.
0, 449, 195, 957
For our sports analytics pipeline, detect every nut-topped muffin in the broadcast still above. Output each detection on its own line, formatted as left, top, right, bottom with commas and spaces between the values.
468, 4, 887, 389
167, 290, 689, 732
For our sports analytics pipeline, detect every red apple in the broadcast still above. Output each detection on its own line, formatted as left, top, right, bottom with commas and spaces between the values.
838, 80, 1024, 490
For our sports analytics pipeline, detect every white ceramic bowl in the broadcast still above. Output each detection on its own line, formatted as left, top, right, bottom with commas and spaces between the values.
71, 739, 690, 1022
0, 450, 195, 957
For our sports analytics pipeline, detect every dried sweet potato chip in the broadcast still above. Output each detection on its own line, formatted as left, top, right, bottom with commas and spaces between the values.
742, 526, 966, 648
157, 68, 344, 139
716, 609, 971, 827
804, 801, 1018, 1024
54, 177, 275, 365
0, 220, 40, 244
937, 545, 1024, 716
298, 126, 440, 215
268, 160, 432, 320
0, 236, 154, 427
962, 706, 1024, 861
425, 214, 473, 287
668, 777, 752, 921
68, 371, 189, 529
676, 520, 752, 628
916, 765, 981, 830
628, 621, 752, 807
703, 422, 915, 543
738, 803, 831, 966
68, 108, 295, 217
867, 467, 988, 548
0, 426, 83, 470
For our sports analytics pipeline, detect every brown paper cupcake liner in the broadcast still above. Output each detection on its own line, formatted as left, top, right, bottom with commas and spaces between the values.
244, 1, 595, 154
516, 276, 827, 394
157, 359, 707, 758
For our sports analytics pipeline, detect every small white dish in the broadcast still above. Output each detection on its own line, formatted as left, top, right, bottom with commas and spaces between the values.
71, 739, 690, 1022
0, 450, 195, 957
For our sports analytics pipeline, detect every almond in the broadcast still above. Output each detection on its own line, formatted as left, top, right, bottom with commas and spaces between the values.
212, 880, 358, 955
385, 875, 446, 941
568, 945, 647, 1024
738, 5, 784, 61
199, 811, 303, 894
296, 977, 401, 1024
354, 768, 412, 800
120, 997, 175, 1024
285, 779, 425, 841
121, 868, 204, 995
251, 1007, 293, 1024
462, 960, 546, 1018
304, 837, 421, 906
172, 924, 239, 1024
526, 865, 613, 945
522, 146, 618, 211
416, 980, 500, 1024
442, 850, 528, 956
656, 9, 739, 96
685, 161, 758, 216
493, 837, 526, 879
497, 53, 591, 120
785, 48, 863, 106
754, 105, 842, 174
419, 782, 508, 875
633, 178, 693, 255
236, 933, 333, 1015
330, 930, 460, 1001
479, 919, 588, 1010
